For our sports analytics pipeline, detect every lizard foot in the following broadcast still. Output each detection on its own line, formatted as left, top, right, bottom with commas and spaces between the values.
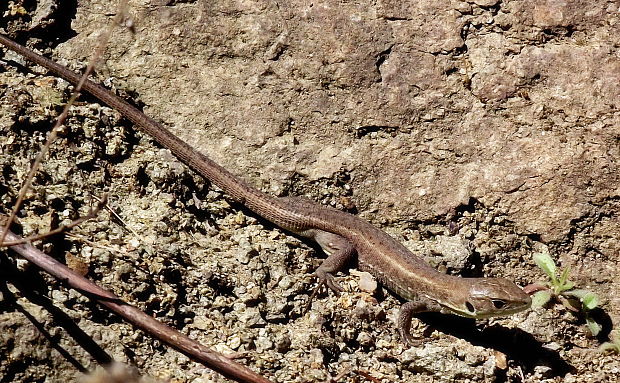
398, 326, 423, 347
316, 270, 344, 294
397, 300, 433, 347
303, 272, 344, 314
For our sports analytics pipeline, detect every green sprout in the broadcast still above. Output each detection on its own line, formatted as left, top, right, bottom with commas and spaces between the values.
599, 331, 620, 354
531, 250, 602, 336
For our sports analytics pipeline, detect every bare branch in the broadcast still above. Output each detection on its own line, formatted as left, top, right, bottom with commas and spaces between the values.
4, 229, 274, 383
1, 194, 108, 247
0, 1, 129, 246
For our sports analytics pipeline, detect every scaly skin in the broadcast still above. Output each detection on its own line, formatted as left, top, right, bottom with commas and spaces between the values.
0, 34, 531, 345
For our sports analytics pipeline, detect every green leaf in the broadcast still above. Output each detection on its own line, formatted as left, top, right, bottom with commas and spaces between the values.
558, 266, 571, 285
582, 292, 600, 310
533, 252, 557, 282
599, 342, 620, 353
565, 290, 600, 310
586, 317, 602, 336
599, 331, 620, 353
531, 290, 553, 308
556, 280, 575, 294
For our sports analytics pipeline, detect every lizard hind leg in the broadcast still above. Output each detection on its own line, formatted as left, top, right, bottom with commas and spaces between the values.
311, 229, 357, 292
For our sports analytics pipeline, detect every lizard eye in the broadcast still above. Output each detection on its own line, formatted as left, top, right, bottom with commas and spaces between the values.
465, 301, 475, 313
492, 299, 506, 309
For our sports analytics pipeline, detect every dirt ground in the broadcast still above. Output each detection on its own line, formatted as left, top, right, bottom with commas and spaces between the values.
1, 0, 619, 382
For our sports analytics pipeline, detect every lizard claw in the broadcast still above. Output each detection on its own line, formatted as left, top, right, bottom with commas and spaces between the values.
302, 272, 343, 314
399, 327, 423, 347
321, 272, 344, 293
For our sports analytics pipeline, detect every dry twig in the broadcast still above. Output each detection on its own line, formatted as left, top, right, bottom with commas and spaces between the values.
0, 194, 109, 247
4, 229, 273, 383
2, 2, 272, 381
0, 1, 129, 245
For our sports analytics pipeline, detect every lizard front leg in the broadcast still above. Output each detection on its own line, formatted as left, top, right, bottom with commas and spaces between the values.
398, 297, 444, 346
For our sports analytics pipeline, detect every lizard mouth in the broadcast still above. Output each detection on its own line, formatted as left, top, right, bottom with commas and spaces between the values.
442, 299, 531, 319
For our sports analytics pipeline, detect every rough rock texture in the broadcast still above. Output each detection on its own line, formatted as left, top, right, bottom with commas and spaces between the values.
1, 0, 619, 382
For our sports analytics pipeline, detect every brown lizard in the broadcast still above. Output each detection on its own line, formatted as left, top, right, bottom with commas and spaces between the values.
0, 34, 531, 345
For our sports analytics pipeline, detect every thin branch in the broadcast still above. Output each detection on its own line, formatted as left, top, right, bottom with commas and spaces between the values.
4, 229, 274, 383
0, 1, 129, 246
1, 194, 108, 247
2, 2, 271, 381
94, 194, 145, 243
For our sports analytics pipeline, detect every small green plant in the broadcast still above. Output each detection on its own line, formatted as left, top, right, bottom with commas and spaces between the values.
531, 250, 602, 336
599, 331, 620, 354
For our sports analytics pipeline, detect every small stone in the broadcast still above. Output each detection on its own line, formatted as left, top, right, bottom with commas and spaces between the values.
234, 212, 246, 225
534, 364, 553, 378
357, 331, 373, 346
274, 335, 292, 352
482, 355, 497, 376
236, 306, 265, 327
356, 271, 378, 293
227, 334, 241, 350
254, 329, 274, 352
51, 290, 68, 302
277, 274, 294, 290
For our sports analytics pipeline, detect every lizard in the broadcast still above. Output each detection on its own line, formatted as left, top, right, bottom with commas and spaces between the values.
0, 34, 531, 345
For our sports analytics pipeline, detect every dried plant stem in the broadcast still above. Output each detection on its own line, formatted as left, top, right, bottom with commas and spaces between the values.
0, 1, 129, 246
0, 194, 108, 247
4, 229, 274, 383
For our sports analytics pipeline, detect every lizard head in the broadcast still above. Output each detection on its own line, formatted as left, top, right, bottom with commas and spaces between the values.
448, 277, 532, 319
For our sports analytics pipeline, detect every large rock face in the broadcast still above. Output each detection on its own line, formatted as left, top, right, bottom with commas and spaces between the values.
56, 0, 620, 242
